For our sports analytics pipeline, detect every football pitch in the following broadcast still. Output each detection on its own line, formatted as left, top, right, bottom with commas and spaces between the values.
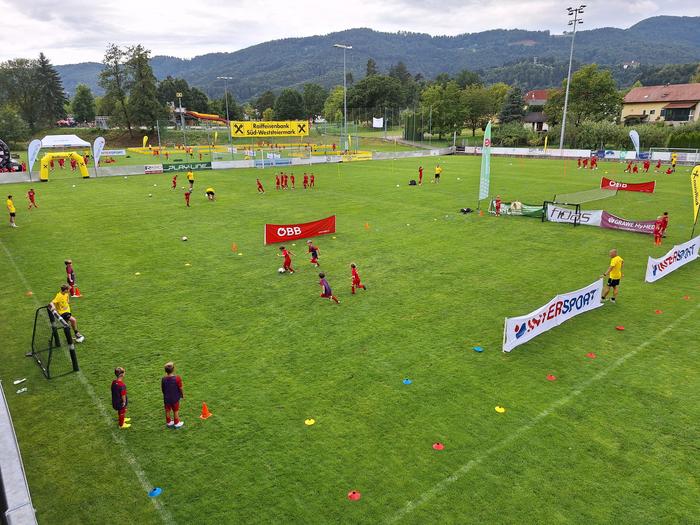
1, 155, 698, 524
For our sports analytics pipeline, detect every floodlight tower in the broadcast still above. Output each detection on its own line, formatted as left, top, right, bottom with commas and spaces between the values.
176, 92, 187, 148
333, 43, 352, 151
559, 5, 585, 152
217, 76, 234, 159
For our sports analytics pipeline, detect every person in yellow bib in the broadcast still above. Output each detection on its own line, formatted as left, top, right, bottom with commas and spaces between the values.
7, 195, 17, 228
205, 187, 216, 201
601, 248, 624, 303
49, 284, 85, 342
434, 164, 442, 183
187, 170, 194, 190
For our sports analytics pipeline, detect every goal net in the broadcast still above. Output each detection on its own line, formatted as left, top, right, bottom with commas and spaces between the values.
28, 306, 79, 379
553, 187, 617, 205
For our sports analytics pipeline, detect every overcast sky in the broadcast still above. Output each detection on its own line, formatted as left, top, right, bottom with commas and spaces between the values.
1, 0, 698, 64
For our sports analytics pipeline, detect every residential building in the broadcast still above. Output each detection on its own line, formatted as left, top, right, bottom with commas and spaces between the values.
622, 83, 700, 125
523, 89, 549, 132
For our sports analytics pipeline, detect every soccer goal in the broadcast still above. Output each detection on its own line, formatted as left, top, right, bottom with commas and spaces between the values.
28, 306, 79, 379
542, 201, 582, 226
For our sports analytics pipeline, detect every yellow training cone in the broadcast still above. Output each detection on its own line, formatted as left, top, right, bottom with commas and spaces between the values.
304, 418, 315, 426
495, 406, 506, 414
134, 272, 141, 276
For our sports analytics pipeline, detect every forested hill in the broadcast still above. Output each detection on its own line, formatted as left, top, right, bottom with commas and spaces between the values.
55, 16, 700, 100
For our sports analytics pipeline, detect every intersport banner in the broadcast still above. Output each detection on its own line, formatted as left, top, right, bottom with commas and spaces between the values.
601, 177, 656, 193
645, 236, 700, 283
503, 280, 603, 353
599, 211, 656, 235
264, 215, 336, 245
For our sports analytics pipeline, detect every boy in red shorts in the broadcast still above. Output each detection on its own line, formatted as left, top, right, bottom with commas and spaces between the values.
310, 174, 315, 188
350, 263, 367, 294
290, 173, 296, 189
419, 166, 424, 185
184, 189, 191, 207
319, 272, 340, 304
653, 216, 663, 246
303, 173, 309, 189
275, 174, 281, 190
256, 178, 265, 193
279, 246, 294, 273
162, 362, 184, 429
171, 174, 177, 189
111, 367, 130, 429
307, 240, 320, 267
494, 195, 502, 216
27, 188, 38, 210
65, 259, 78, 297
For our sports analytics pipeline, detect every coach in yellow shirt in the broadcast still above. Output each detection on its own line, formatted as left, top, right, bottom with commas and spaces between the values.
601, 248, 624, 303
434, 164, 442, 183
205, 187, 215, 201
50, 284, 85, 343
187, 170, 194, 190
6, 194, 17, 228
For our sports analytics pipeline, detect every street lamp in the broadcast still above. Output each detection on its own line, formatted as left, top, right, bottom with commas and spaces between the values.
217, 76, 234, 159
176, 92, 187, 149
333, 43, 352, 151
559, 5, 585, 152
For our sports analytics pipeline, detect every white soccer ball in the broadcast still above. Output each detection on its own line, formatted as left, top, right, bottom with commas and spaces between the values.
149, 193, 152, 197
75, 335, 85, 343
396, 184, 400, 187
278, 267, 286, 274
181, 236, 188, 241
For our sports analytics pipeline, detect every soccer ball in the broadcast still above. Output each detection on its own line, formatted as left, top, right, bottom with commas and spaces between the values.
148, 193, 152, 197
181, 236, 188, 241
278, 268, 286, 274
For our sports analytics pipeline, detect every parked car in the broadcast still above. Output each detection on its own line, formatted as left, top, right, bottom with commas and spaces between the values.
57, 117, 77, 127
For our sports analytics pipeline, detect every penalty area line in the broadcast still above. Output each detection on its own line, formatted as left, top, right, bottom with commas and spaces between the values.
1, 239, 175, 524
386, 304, 700, 523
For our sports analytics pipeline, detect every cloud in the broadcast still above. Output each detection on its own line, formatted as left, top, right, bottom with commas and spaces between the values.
0, 0, 698, 64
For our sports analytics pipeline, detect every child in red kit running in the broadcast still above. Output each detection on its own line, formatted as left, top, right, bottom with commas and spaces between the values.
633, 164, 639, 174
319, 272, 340, 304
184, 189, 191, 207
655, 159, 662, 172
303, 173, 309, 189
279, 246, 294, 273
27, 188, 38, 209
577, 158, 582, 169
290, 173, 296, 189
307, 240, 320, 267
111, 367, 130, 429
653, 216, 663, 246
350, 263, 366, 294
256, 178, 265, 193
310, 174, 315, 188
171, 174, 177, 189
162, 362, 184, 428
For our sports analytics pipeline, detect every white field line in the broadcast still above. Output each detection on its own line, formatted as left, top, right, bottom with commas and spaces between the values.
1, 239, 174, 524
387, 304, 700, 523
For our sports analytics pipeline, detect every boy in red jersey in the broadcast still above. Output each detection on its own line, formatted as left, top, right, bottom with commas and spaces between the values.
303, 173, 309, 189
279, 246, 294, 273
494, 195, 502, 216
665, 167, 673, 175
184, 189, 191, 207
111, 367, 130, 429
659, 211, 669, 237
350, 263, 366, 294
577, 158, 582, 169
655, 159, 661, 172
624, 160, 633, 173
307, 240, 320, 267
290, 173, 295, 189
632, 164, 639, 174
582, 158, 588, 169
171, 174, 177, 189
418, 166, 424, 185
70, 157, 76, 171
643, 160, 650, 173
27, 188, 38, 209
275, 174, 281, 190
591, 157, 597, 169
256, 178, 265, 193
162, 362, 185, 429
58, 157, 65, 169
319, 272, 340, 304
653, 216, 663, 246
65, 259, 77, 297
310, 174, 315, 188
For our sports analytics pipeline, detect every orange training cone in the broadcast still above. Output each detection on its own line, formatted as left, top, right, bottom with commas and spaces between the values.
364, 222, 370, 230
479, 210, 484, 217
231, 243, 238, 253
199, 402, 213, 420
74, 287, 82, 297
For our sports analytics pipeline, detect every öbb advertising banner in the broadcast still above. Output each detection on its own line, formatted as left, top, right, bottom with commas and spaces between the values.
645, 236, 700, 283
601, 177, 656, 193
599, 211, 656, 235
503, 280, 603, 353
264, 215, 336, 245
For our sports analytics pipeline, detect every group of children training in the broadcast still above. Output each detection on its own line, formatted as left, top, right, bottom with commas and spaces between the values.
277, 241, 367, 305
111, 362, 184, 429
170, 170, 218, 207
415, 164, 442, 186
5, 188, 40, 227
273, 172, 316, 191
47, 154, 90, 171
576, 157, 599, 169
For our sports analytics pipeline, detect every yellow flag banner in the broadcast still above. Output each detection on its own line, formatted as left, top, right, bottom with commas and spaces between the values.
692, 165, 700, 223
142, 136, 148, 148
543, 135, 548, 154
230, 121, 309, 137
214, 131, 218, 145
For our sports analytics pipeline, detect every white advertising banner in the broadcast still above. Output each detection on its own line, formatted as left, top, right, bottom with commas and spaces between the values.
93, 137, 106, 166
546, 205, 603, 226
645, 236, 700, 283
27, 139, 42, 173
101, 149, 126, 156
372, 117, 384, 128
503, 280, 604, 352
144, 164, 163, 174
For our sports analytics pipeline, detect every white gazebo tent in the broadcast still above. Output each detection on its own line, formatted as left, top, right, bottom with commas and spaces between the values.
40, 134, 91, 149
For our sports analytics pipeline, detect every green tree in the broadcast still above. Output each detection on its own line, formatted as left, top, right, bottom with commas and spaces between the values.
488, 83, 510, 116
99, 44, 133, 134
323, 86, 344, 122
0, 106, 30, 145
210, 91, 243, 121
126, 45, 164, 129
255, 90, 276, 115
302, 83, 328, 120
462, 85, 492, 136
35, 52, 67, 125
262, 107, 275, 121
72, 84, 96, 123
389, 62, 412, 84
420, 81, 465, 139
0, 59, 42, 130
690, 64, 700, 84
366, 58, 378, 77
187, 87, 210, 113
455, 69, 482, 88
347, 75, 403, 115
544, 64, 622, 127
274, 89, 305, 120
499, 86, 525, 124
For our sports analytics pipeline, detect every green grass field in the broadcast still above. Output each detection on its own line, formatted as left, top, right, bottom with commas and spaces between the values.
1, 156, 698, 524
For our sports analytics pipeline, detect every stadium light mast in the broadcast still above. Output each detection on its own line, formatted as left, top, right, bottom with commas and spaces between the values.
176, 92, 187, 149
217, 76, 234, 159
333, 44, 352, 151
559, 5, 585, 152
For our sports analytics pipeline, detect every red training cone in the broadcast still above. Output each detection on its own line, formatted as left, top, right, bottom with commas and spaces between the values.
73, 287, 82, 297
199, 402, 213, 420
